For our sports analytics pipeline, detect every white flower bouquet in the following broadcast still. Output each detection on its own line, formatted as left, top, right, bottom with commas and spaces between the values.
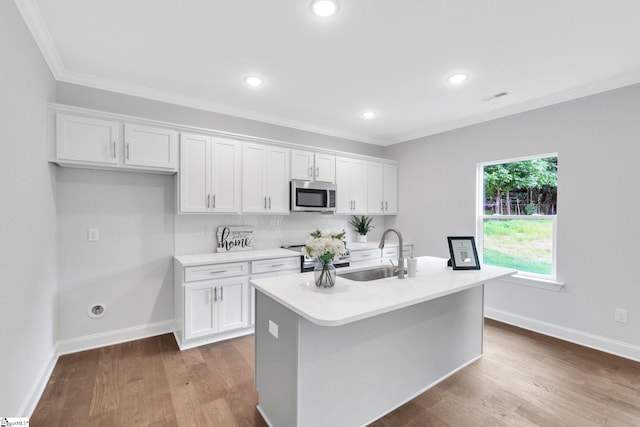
303, 229, 347, 261
303, 229, 347, 288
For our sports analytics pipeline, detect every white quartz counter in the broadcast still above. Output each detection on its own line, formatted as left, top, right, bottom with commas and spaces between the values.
251, 256, 515, 327
174, 248, 300, 267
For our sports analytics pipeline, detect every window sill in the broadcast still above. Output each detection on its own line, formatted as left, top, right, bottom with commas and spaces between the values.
496, 274, 565, 291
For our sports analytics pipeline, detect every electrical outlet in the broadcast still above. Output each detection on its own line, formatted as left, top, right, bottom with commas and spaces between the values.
268, 320, 279, 338
88, 228, 99, 242
614, 308, 628, 324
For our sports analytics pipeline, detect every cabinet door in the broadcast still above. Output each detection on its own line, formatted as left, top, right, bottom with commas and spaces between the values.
56, 114, 120, 165
367, 162, 384, 214
180, 133, 211, 213
315, 153, 335, 183
291, 150, 314, 180
351, 159, 368, 214
211, 137, 241, 213
124, 124, 177, 170
242, 143, 267, 212
218, 277, 248, 332
265, 147, 290, 213
335, 156, 352, 214
184, 281, 217, 339
383, 163, 398, 214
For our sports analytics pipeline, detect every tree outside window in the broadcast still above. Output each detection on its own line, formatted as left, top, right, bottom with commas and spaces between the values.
479, 155, 557, 277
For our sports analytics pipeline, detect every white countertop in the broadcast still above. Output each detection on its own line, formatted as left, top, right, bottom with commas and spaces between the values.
174, 248, 300, 267
251, 256, 515, 327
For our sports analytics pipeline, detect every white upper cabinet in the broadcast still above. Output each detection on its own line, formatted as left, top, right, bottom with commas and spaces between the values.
382, 163, 398, 214
291, 149, 335, 183
243, 142, 290, 214
179, 133, 241, 213
336, 156, 368, 214
367, 162, 384, 214
367, 161, 398, 215
56, 114, 120, 165
54, 113, 177, 173
123, 124, 177, 170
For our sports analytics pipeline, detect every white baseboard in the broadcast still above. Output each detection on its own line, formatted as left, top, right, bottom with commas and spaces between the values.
485, 307, 640, 362
56, 319, 176, 356
21, 346, 58, 418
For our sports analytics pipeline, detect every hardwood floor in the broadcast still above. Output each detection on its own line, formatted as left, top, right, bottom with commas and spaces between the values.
32, 319, 640, 426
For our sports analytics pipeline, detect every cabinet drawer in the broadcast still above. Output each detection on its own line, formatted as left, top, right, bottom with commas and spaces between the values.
350, 249, 380, 262
252, 257, 300, 274
185, 262, 249, 282
381, 247, 398, 259
403, 245, 413, 258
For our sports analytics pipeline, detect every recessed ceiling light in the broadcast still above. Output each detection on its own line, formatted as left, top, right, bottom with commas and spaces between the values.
245, 76, 264, 87
447, 73, 469, 85
310, 0, 339, 17
361, 111, 376, 120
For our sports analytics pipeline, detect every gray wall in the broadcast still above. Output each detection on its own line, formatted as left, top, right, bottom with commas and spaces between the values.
0, 1, 57, 416
385, 83, 640, 357
56, 168, 175, 341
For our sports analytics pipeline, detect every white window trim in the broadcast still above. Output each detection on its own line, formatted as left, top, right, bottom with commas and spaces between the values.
496, 274, 565, 292
477, 154, 560, 289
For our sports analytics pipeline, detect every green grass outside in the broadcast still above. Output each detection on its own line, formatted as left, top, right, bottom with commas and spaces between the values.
483, 219, 553, 275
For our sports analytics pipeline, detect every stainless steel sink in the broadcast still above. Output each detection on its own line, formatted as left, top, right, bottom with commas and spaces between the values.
338, 266, 406, 282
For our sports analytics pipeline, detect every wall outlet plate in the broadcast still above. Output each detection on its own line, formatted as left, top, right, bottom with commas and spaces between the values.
614, 308, 628, 324
268, 320, 279, 338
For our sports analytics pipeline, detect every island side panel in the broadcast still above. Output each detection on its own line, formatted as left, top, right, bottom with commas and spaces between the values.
255, 290, 300, 427
297, 285, 484, 427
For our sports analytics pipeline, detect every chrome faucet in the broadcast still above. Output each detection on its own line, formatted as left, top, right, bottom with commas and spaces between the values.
379, 228, 404, 279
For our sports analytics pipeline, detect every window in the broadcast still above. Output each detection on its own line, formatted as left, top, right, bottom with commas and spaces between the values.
478, 154, 557, 279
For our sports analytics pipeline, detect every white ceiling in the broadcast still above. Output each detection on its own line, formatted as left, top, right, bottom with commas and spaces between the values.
17, 0, 640, 146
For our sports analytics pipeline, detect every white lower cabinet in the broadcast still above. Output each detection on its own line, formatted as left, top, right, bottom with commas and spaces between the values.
184, 276, 248, 339
175, 261, 251, 349
184, 276, 249, 340
174, 256, 299, 350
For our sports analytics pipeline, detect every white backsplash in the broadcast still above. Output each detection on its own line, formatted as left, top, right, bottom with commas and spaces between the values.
174, 213, 386, 255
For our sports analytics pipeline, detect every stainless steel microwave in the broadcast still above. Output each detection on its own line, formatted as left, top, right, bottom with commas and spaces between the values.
290, 180, 337, 212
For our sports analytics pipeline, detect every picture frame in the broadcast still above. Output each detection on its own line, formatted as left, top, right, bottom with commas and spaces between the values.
447, 236, 480, 270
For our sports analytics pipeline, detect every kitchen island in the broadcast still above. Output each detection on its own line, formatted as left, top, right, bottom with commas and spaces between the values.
251, 256, 515, 427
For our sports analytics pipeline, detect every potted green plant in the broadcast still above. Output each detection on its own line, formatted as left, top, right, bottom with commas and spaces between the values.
350, 215, 374, 243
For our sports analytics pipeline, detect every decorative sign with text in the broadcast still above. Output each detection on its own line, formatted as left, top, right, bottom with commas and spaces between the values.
216, 226, 255, 253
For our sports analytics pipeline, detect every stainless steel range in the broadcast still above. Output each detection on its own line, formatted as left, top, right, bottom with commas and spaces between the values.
281, 244, 351, 272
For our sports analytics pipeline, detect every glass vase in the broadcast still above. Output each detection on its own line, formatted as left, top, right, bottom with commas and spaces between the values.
314, 258, 336, 288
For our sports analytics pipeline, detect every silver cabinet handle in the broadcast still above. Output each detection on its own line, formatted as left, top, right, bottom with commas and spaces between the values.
309, 166, 313, 179
207, 194, 211, 208
220, 286, 224, 301
112, 141, 117, 158
213, 287, 217, 302
385, 201, 388, 211
209, 270, 227, 274
212, 194, 216, 208
264, 196, 267, 209
268, 196, 271, 209
271, 263, 285, 267
126, 142, 130, 159
381, 201, 384, 210
362, 254, 372, 257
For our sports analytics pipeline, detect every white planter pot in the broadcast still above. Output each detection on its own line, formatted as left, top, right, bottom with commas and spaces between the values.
357, 234, 367, 243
